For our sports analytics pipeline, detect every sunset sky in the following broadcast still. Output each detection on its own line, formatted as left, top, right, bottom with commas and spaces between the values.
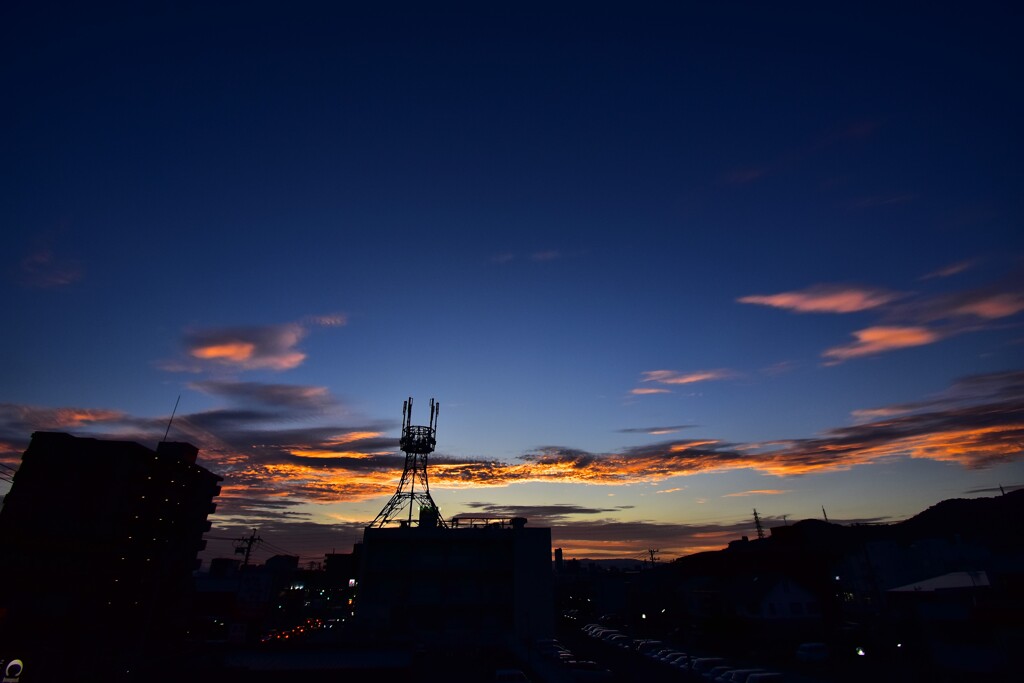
2, 2, 1022, 564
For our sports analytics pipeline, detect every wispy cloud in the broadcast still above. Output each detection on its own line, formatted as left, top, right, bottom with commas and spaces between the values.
531, 250, 560, 262
161, 323, 308, 372
305, 313, 348, 327
189, 380, 336, 412
822, 325, 940, 363
0, 405, 127, 449
630, 387, 671, 395
949, 292, 1024, 319
454, 502, 626, 523
640, 369, 734, 386
618, 425, 695, 435
742, 275, 1024, 363
921, 260, 976, 281
721, 121, 880, 189
723, 489, 791, 497
18, 247, 83, 288
738, 285, 899, 314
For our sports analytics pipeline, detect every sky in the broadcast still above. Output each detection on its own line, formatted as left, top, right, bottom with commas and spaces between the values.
1, 1, 1022, 565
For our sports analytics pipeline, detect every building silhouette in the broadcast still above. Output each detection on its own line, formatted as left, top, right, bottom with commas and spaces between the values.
357, 516, 554, 648
0, 431, 222, 682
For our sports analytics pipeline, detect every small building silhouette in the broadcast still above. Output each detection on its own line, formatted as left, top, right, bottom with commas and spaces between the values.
0, 431, 222, 681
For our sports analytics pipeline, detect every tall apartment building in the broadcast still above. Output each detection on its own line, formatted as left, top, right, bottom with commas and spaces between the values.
0, 431, 222, 681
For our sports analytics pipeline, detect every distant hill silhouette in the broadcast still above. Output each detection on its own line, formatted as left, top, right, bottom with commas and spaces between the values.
670, 490, 1024, 576
896, 489, 1024, 548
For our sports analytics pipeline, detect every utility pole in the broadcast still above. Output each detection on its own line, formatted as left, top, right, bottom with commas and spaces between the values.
234, 528, 262, 569
648, 548, 659, 565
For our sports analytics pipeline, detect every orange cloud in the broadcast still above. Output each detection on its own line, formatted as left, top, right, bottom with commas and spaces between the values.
823, 326, 940, 362
288, 449, 382, 460
851, 406, 913, 422
325, 431, 383, 445
631, 388, 670, 395
669, 440, 721, 452
180, 324, 307, 371
191, 342, 256, 362
738, 285, 897, 313
197, 399, 1023, 505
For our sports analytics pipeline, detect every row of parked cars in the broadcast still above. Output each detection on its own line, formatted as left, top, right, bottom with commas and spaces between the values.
581, 623, 784, 682
535, 638, 615, 682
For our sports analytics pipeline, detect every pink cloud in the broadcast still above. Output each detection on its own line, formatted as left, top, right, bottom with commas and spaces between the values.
823, 326, 940, 363
641, 369, 734, 385
738, 285, 898, 314
920, 260, 976, 280
952, 293, 1024, 319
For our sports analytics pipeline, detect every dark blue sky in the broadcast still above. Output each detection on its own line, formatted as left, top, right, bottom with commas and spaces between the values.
2, 1, 1022, 561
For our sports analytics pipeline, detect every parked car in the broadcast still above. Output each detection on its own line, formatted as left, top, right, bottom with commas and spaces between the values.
690, 657, 727, 674
606, 634, 632, 648
635, 639, 664, 654
704, 665, 733, 680
565, 659, 614, 682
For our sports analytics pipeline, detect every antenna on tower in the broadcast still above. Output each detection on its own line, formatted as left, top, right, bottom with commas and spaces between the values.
753, 508, 765, 540
369, 397, 447, 529
163, 395, 181, 442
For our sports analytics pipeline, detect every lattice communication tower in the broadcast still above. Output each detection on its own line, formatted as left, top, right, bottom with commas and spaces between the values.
369, 397, 447, 528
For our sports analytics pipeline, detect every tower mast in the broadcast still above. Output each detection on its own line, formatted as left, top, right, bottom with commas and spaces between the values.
369, 397, 447, 529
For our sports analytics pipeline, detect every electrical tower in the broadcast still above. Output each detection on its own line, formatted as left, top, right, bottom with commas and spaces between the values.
753, 508, 765, 540
369, 397, 447, 529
